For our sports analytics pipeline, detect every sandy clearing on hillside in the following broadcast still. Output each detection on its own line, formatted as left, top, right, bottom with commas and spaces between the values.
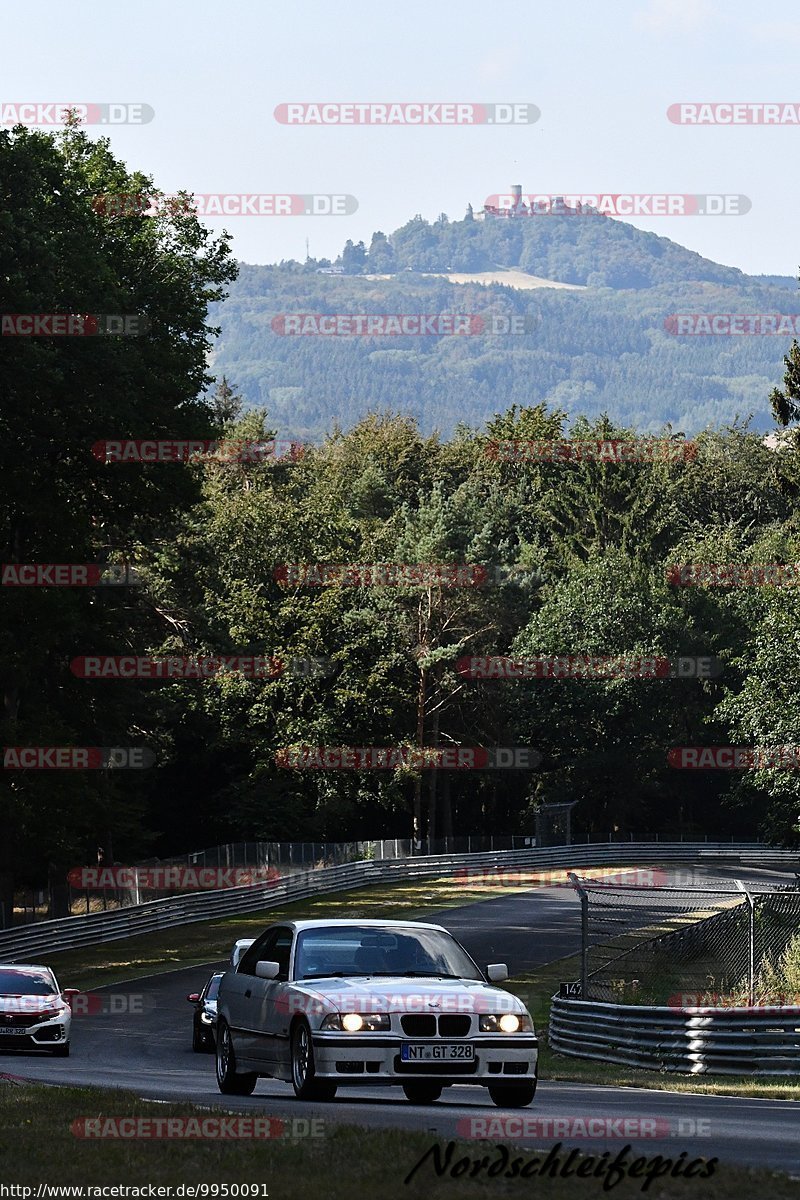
363, 268, 585, 291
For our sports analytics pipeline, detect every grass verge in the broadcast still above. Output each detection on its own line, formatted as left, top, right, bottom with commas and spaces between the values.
2, 1081, 799, 1196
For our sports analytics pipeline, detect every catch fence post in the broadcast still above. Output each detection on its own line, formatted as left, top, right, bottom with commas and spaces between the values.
735, 879, 755, 1006
568, 871, 589, 999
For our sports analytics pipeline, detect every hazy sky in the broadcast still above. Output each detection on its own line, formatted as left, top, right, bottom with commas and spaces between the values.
4, 0, 799, 277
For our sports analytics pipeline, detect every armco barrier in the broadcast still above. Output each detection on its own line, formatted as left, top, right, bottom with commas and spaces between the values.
0, 842, 795, 961
549, 995, 800, 1076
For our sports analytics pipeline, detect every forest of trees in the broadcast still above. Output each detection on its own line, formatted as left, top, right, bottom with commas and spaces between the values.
4, 123, 800, 918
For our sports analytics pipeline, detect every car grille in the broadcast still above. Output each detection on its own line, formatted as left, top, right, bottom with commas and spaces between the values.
401, 1015, 436, 1037
437, 1015, 471, 1037
400, 1014, 472, 1037
0, 1017, 36, 1030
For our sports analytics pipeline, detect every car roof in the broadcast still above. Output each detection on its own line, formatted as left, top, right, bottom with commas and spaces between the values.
0, 964, 57, 986
277, 919, 449, 934
0, 964, 55, 974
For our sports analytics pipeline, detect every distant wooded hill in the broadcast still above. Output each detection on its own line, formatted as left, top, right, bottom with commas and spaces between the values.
210, 209, 800, 438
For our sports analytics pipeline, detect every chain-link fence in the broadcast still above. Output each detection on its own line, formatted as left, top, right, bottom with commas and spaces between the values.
56, 834, 540, 919
569, 872, 800, 1006
6, 834, 783, 925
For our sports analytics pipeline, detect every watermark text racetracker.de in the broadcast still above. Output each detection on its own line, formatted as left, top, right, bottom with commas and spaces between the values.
668, 745, 800, 769
2, 564, 140, 587
3, 747, 154, 770
456, 1115, 712, 1140
273, 990, 526, 1017
667, 102, 800, 125
274, 102, 539, 125
454, 866, 669, 890
667, 563, 800, 586
457, 655, 721, 680
71, 1116, 324, 1140
484, 193, 749, 216
486, 439, 696, 463
0, 102, 154, 125
67, 865, 281, 890
668, 992, 800, 1010
91, 439, 310, 463
270, 313, 538, 336
1, 314, 149, 337
68, 992, 154, 1017
0, 992, 153, 1017
665, 314, 800, 336
275, 746, 540, 769
92, 193, 357, 217
68, 655, 333, 680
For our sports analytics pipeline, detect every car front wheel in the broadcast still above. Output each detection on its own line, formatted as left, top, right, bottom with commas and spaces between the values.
215, 1021, 257, 1095
487, 1081, 536, 1108
290, 1021, 336, 1102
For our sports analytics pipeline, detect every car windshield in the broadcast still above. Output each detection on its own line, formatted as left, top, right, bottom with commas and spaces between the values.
294, 926, 482, 981
0, 970, 56, 996
206, 976, 221, 1000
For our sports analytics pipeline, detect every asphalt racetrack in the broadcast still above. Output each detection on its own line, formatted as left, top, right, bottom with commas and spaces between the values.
4, 864, 800, 1175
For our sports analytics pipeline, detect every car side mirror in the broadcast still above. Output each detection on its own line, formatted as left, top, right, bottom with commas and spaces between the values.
255, 960, 280, 980
186, 993, 201, 1003
487, 963, 509, 983
62, 988, 80, 999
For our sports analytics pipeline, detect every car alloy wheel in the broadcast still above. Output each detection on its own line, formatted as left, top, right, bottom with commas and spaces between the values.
215, 1021, 257, 1096
290, 1020, 336, 1102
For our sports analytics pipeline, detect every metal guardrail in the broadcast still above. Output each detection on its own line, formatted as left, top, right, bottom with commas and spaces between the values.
0, 841, 794, 962
549, 995, 800, 1076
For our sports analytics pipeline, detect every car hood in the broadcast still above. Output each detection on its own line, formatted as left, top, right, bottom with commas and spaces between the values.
0, 996, 64, 1015
293, 976, 526, 1015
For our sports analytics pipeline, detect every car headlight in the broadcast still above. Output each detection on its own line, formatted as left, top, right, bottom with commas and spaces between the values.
200, 1012, 214, 1024
32, 1006, 64, 1023
479, 1013, 533, 1033
320, 1012, 391, 1032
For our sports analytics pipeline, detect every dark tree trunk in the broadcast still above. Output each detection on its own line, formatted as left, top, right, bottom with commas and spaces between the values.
48, 863, 72, 918
427, 712, 439, 844
413, 665, 427, 849
0, 868, 14, 929
441, 770, 453, 840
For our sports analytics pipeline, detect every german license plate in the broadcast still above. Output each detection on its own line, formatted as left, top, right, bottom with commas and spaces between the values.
401, 1043, 474, 1062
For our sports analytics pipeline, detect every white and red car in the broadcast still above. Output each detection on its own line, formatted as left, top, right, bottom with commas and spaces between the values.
0, 964, 75, 1056
215, 918, 537, 1106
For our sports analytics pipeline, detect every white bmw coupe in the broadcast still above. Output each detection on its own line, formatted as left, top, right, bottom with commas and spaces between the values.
215, 918, 537, 1106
